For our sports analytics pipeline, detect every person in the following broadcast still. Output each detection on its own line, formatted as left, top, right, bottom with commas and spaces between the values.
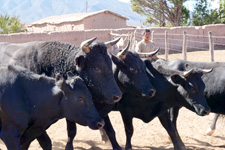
135, 29, 158, 61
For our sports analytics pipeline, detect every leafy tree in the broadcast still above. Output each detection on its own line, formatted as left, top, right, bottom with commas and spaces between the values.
181, 6, 191, 26
0, 14, 24, 34
219, 0, 225, 23
131, 0, 189, 27
192, 0, 221, 26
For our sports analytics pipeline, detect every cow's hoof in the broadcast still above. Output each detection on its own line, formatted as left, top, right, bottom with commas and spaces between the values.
206, 127, 215, 136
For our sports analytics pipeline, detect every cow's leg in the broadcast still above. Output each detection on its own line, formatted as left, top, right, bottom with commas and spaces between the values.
120, 112, 133, 150
169, 106, 181, 132
99, 128, 110, 143
65, 119, 77, 150
102, 115, 121, 150
21, 132, 52, 150
206, 113, 220, 136
158, 112, 186, 150
0, 127, 21, 150
21, 141, 31, 150
36, 131, 52, 150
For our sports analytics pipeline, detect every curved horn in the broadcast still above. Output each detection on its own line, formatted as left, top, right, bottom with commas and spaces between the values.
183, 68, 193, 77
202, 68, 213, 74
105, 37, 121, 49
80, 37, 97, 53
138, 47, 160, 58
117, 41, 130, 59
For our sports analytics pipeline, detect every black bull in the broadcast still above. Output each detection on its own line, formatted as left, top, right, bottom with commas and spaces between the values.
155, 59, 225, 134
0, 38, 122, 104
0, 38, 123, 149
65, 41, 157, 149
99, 58, 211, 150
0, 65, 104, 150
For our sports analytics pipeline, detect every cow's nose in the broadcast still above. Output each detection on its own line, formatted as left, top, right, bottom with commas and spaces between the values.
97, 120, 105, 129
112, 95, 122, 102
149, 89, 156, 98
200, 108, 211, 116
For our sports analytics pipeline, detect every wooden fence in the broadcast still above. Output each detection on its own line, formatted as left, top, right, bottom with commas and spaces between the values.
110, 30, 225, 62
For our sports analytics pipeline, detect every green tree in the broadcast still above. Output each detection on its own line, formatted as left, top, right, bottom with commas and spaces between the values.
0, 14, 24, 34
181, 6, 191, 26
131, 0, 189, 27
192, 0, 221, 26
219, 0, 225, 23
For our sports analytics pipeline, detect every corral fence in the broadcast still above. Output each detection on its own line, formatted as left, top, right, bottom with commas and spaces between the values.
110, 27, 225, 62
1, 24, 225, 62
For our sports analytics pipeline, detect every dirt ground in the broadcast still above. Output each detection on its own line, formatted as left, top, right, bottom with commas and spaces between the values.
0, 50, 225, 150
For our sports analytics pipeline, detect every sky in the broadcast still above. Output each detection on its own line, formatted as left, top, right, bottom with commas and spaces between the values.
118, 0, 130, 3
119, 0, 220, 12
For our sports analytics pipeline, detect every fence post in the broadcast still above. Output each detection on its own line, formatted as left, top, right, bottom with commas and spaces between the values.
165, 31, 168, 61
151, 30, 154, 42
208, 31, 214, 62
182, 31, 187, 60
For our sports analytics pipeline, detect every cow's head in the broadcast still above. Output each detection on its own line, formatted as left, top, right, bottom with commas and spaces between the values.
75, 37, 122, 104
169, 68, 212, 116
111, 41, 156, 98
55, 73, 104, 129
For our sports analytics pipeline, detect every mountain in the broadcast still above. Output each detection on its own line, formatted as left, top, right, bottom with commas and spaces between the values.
0, 0, 146, 27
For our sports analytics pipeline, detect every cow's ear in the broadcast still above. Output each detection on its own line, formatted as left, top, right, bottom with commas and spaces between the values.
67, 71, 75, 80
55, 74, 65, 87
75, 55, 85, 68
170, 74, 184, 85
111, 54, 125, 68
55, 74, 71, 93
55, 73, 63, 81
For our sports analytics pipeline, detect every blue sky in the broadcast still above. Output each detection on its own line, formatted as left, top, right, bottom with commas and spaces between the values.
119, 0, 220, 12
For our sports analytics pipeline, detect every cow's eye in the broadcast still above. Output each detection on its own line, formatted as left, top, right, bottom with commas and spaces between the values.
190, 87, 196, 93
79, 97, 86, 105
130, 67, 134, 71
130, 67, 137, 73
93, 67, 101, 72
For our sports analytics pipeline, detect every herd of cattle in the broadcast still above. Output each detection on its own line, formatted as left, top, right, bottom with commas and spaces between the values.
0, 37, 224, 150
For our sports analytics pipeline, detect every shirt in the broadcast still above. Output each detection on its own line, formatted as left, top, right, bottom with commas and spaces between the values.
135, 39, 155, 53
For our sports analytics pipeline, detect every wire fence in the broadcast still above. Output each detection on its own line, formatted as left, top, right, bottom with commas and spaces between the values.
110, 29, 225, 62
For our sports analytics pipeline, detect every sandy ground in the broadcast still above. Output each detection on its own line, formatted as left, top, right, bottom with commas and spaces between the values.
0, 50, 225, 150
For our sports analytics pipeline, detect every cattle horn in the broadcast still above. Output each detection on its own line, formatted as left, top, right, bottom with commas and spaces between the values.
80, 37, 97, 53
202, 68, 213, 74
183, 68, 193, 77
105, 37, 121, 49
138, 47, 160, 58
117, 41, 130, 59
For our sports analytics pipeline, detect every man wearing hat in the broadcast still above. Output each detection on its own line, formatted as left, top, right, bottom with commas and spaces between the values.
135, 29, 158, 61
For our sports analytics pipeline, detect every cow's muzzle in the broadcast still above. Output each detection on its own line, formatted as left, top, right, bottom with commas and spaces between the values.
97, 120, 105, 129
142, 89, 156, 98
112, 94, 122, 103
194, 105, 211, 116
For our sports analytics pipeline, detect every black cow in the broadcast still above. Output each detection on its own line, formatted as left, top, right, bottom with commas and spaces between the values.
64, 42, 158, 149
0, 65, 104, 150
155, 59, 225, 136
100, 60, 211, 150
0, 38, 122, 104
0, 37, 122, 149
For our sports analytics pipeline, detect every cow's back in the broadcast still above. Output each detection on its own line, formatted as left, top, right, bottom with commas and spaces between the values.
0, 42, 45, 69
0, 65, 59, 123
